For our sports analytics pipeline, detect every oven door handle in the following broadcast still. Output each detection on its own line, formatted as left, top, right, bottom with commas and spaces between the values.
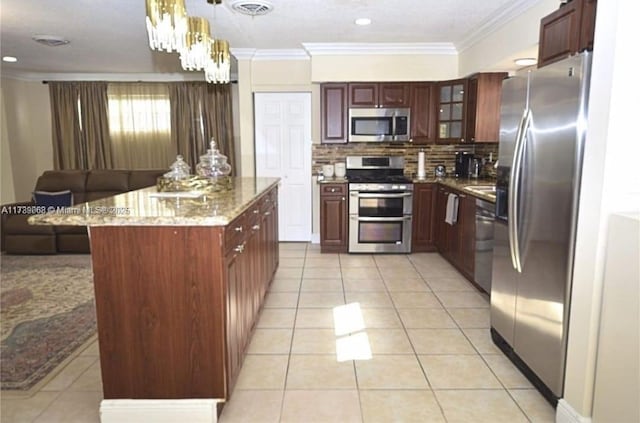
349, 192, 413, 198
350, 216, 412, 222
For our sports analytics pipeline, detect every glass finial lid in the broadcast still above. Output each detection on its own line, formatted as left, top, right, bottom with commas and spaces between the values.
196, 138, 232, 178
163, 155, 191, 180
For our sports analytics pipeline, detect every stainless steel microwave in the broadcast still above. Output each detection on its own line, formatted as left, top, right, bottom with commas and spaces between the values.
348, 108, 410, 142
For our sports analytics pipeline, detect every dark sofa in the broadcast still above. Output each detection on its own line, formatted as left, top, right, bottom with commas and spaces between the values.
1, 169, 166, 254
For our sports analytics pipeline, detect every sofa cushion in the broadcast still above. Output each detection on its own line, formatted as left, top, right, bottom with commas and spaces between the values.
33, 190, 74, 208
35, 170, 88, 193
129, 170, 166, 191
4, 234, 57, 254
85, 191, 128, 202
55, 225, 88, 235
86, 170, 130, 192
4, 215, 55, 235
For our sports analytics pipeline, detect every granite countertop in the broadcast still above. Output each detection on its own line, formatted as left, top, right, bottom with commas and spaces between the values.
318, 175, 496, 202
415, 177, 497, 202
317, 177, 348, 184
28, 177, 280, 227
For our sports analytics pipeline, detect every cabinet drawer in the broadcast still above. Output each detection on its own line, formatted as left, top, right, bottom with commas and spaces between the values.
225, 214, 247, 252
321, 184, 346, 195
261, 192, 275, 214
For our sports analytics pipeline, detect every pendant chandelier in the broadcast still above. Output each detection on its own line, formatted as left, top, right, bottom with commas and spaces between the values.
180, 17, 211, 71
145, 0, 188, 52
205, 39, 230, 83
145, 0, 231, 83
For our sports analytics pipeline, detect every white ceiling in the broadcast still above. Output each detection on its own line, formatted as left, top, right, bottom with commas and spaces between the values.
0, 0, 538, 77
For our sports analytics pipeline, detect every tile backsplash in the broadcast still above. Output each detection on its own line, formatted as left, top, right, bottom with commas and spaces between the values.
312, 143, 498, 179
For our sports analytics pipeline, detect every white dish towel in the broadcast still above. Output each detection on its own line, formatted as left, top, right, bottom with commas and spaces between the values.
445, 193, 459, 225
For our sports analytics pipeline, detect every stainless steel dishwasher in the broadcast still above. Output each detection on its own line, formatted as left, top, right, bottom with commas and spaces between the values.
474, 198, 495, 294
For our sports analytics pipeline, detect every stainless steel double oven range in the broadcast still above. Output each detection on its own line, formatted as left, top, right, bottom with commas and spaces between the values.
346, 156, 413, 253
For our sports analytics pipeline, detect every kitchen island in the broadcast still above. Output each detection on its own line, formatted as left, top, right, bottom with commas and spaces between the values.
30, 178, 280, 407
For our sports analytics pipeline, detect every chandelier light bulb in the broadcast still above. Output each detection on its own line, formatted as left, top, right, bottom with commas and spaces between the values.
205, 39, 231, 83
180, 17, 212, 71
145, 0, 188, 52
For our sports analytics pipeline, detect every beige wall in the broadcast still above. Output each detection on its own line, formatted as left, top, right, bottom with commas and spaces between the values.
458, 0, 558, 76
564, 0, 640, 418
1, 78, 53, 201
1, 86, 16, 204
310, 54, 458, 82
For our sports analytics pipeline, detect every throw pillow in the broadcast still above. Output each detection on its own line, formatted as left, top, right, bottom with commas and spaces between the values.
32, 190, 74, 208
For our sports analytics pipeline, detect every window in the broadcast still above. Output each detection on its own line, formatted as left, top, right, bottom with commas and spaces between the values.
107, 84, 172, 169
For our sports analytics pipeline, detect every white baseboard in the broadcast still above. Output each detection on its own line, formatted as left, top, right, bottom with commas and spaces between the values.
556, 399, 592, 423
100, 399, 221, 423
311, 233, 320, 244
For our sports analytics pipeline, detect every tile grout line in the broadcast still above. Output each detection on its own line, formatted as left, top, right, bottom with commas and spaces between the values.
278, 242, 308, 422
409, 253, 534, 422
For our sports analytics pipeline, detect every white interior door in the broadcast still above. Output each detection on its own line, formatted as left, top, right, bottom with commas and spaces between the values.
255, 92, 312, 241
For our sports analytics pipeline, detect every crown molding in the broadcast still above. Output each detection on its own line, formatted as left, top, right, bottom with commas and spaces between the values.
456, 0, 542, 52
230, 48, 257, 60
230, 48, 309, 61
0, 70, 241, 83
253, 49, 309, 61
302, 42, 458, 56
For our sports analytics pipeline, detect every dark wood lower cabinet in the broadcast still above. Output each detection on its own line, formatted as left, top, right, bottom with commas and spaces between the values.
412, 183, 437, 252
320, 183, 348, 253
434, 185, 475, 281
89, 186, 279, 402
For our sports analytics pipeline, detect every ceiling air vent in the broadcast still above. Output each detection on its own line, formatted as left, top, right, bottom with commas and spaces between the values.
230, 0, 274, 16
32, 35, 70, 47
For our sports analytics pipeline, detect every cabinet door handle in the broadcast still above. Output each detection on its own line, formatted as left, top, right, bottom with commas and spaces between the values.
234, 243, 245, 253
341, 197, 345, 201
330, 188, 336, 193
235, 226, 243, 232
253, 209, 259, 214
264, 211, 271, 216
252, 224, 260, 231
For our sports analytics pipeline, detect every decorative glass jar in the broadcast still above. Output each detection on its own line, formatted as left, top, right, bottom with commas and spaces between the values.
163, 155, 191, 180
196, 139, 231, 179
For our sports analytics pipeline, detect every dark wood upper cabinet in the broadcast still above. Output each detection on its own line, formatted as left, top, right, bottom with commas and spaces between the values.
465, 73, 508, 143
379, 83, 410, 107
580, 0, 597, 52
349, 82, 409, 108
321, 83, 348, 144
349, 83, 378, 107
436, 79, 468, 144
538, 0, 597, 68
409, 83, 436, 144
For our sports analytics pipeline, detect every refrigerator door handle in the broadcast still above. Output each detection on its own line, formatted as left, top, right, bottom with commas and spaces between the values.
509, 108, 531, 273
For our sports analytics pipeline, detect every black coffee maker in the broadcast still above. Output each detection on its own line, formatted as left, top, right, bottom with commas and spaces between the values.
454, 152, 474, 178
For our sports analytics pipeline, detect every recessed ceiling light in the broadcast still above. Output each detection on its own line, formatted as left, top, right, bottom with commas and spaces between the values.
514, 58, 537, 66
2, 56, 18, 63
355, 18, 371, 26
32, 35, 70, 47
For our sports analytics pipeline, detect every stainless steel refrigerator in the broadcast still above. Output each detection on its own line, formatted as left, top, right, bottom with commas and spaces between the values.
491, 52, 591, 404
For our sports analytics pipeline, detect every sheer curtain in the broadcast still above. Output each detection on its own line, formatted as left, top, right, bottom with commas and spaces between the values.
107, 83, 172, 169
168, 82, 235, 173
49, 81, 112, 169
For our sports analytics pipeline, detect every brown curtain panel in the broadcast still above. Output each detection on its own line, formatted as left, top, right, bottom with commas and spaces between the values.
168, 82, 235, 174
77, 82, 113, 169
49, 81, 112, 169
49, 82, 83, 169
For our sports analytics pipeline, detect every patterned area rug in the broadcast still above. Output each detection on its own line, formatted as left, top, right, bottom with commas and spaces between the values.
1, 255, 96, 391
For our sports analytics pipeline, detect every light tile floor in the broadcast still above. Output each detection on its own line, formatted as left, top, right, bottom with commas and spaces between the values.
1, 243, 556, 423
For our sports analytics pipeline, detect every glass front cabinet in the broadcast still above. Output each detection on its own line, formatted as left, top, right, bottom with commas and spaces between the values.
437, 79, 467, 144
